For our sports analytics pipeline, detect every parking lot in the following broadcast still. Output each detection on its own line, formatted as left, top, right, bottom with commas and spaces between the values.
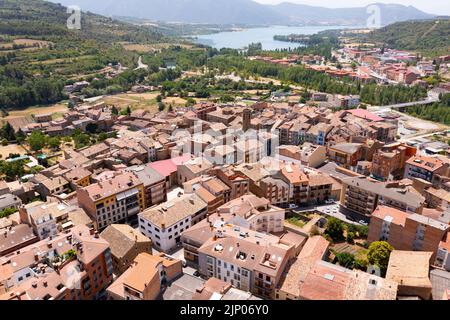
293, 201, 367, 226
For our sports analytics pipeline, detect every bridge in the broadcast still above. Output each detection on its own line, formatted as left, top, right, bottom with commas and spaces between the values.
373, 98, 438, 110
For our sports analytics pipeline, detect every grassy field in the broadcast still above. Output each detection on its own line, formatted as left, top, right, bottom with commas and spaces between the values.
0, 38, 52, 50
3, 103, 69, 121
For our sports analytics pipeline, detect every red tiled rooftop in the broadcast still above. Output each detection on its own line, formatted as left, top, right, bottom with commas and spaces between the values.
348, 109, 384, 122
147, 155, 191, 177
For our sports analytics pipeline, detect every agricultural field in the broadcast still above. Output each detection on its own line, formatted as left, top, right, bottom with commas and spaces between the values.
2, 103, 69, 121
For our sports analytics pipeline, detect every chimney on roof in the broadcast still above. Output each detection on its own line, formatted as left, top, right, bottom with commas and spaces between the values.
94, 231, 99, 239
43, 281, 48, 287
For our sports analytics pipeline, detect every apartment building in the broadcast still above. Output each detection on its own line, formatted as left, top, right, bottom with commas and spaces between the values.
328, 143, 363, 168
106, 253, 182, 300
367, 206, 450, 259
177, 158, 214, 185
181, 213, 295, 299
126, 165, 167, 208
216, 195, 285, 234
306, 123, 333, 146
0, 225, 113, 300
76, 172, 145, 230
37, 176, 71, 199
371, 143, 416, 181
18, 202, 66, 240
213, 165, 249, 200
405, 155, 449, 184
138, 194, 207, 252
63, 167, 92, 188
424, 187, 450, 210
340, 177, 425, 217
280, 164, 309, 206
184, 176, 231, 214
100, 224, 152, 275
307, 173, 333, 204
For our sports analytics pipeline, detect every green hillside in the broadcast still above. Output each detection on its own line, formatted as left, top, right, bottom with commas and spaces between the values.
0, 0, 166, 110
362, 18, 450, 57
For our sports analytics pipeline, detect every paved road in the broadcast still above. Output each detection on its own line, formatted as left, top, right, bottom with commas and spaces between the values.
134, 56, 148, 70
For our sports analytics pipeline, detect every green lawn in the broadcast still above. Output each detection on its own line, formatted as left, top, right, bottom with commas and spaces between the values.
286, 217, 306, 228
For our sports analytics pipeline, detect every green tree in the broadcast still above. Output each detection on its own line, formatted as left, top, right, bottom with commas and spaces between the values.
334, 252, 355, 269
325, 217, 345, 241
346, 232, 356, 244
97, 132, 108, 142
28, 131, 46, 152
111, 106, 119, 115
367, 241, 394, 274
47, 136, 61, 150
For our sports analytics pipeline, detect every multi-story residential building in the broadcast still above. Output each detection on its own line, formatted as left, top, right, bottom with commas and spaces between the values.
138, 194, 207, 252
306, 123, 333, 146
63, 167, 92, 188
235, 139, 265, 164
0, 225, 113, 300
182, 216, 294, 299
18, 202, 66, 240
148, 155, 192, 190
367, 206, 450, 259
307, 173, 333, 204
214, 165, 249, 200
100, 224, 152, 275
404, 155, 449, 184
371, 143, 416, 181
76, 172, 145, 230
126, 165, 167, 208
280, 164, 309, 206
177, 158, 214, 185
184, 176, 231, 214
216, 195, 285, 234
328, 143, 363, 168
192, 103, 217, 121
106, 253, 182, 300
37, 176, 71, 199
367, 122, 398, 143
424, 187, 450, 210
340, 177, 425, 217
277, 143, 327, 169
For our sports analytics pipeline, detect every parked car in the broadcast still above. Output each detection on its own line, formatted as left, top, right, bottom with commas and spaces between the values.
359, 220, 368, 226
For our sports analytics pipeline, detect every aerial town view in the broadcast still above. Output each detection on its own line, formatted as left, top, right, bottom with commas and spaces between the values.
0, 0, 449, 309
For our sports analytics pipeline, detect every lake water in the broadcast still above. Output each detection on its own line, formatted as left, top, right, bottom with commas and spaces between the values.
191, 25, 361, 50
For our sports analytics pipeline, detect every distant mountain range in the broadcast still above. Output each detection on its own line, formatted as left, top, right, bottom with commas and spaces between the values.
50, 0, 434, 26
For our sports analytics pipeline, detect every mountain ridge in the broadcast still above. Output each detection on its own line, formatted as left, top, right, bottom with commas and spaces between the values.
49, 0, 434, 26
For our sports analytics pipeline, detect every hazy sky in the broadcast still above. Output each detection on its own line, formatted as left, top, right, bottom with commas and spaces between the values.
254, 0, 450, 15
